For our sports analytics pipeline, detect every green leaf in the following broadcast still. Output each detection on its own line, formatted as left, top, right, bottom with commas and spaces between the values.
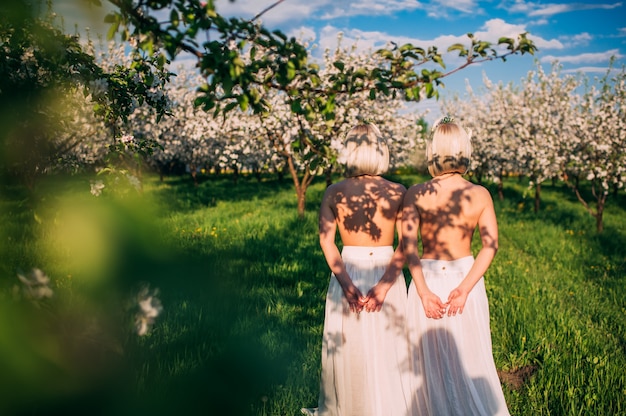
237, 94, 249, 112
447, 43, 466, 54
376, 49, 394, 59
107, 19, 120, 40
104, 13, 118, 24
223, 101, 239, 113
170, 9, 180, 27
424, 82, 434, 98
475, 41, 491, 55
290, 99, 303, 114
287, 60, 296, 81
432, 54, 445, 69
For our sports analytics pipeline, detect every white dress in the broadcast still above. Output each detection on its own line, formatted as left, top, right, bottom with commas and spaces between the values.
407, 256, 510, 416
303, 246, 411, 416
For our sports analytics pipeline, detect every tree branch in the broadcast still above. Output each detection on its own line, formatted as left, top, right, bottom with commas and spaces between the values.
250, 0, 287, 23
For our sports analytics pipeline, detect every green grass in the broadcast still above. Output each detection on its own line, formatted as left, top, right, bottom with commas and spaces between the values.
0, 172, 624, 415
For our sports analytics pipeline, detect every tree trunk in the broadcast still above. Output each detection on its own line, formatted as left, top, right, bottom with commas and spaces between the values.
285, 154, 313, 219
325, 166, 333, 188
189, 164, 198, 187
297, 188, 306, 218
596, 196, 605, 233
534, 181, 541, 213
596, 211, 604, 233
232, 164, 239, 185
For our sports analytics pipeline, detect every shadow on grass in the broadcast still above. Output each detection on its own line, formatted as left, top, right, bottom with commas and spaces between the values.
490, 179, 626, 359
150, 174, 311, 214
110, 211, 327, 415
1, 173, 331, 415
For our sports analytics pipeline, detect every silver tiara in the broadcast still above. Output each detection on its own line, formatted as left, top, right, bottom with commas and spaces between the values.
432, 115, 454, 132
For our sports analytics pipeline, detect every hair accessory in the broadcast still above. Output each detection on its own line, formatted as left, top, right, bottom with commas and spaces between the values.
432, 115, 454, 131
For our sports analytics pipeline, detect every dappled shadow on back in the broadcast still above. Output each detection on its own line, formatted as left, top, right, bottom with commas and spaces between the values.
321, 177, 404, 244
404, 179, 496, 259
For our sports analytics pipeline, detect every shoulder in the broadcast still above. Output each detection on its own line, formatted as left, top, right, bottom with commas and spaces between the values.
405, 180, 434, 197
465, 181, 495, 210
323, 180, 346, 195
381, 178, 407, 193
468, 181, 493, 198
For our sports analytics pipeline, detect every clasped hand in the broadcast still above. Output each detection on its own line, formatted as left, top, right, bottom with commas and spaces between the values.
422, 287, 468, 319
343, 284, 386, 314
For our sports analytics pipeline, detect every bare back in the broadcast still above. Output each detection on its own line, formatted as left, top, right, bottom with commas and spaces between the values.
319, 175, 406, 247
404, 174, 496, 260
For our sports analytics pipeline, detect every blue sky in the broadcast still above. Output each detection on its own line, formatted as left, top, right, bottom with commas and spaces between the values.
215, 0, 626, 120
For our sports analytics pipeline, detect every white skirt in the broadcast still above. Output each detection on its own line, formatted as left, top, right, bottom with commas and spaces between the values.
304, 246, 411, 416
407, 256, 509, 416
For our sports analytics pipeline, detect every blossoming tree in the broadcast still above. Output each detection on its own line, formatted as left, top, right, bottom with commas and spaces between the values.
565, 62, 626, 232
442, 61, 625, 231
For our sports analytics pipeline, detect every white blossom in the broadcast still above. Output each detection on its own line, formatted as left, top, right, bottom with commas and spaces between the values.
90, 180, 105, 196
134, 285, 163, 336
17, 268, 54, 300
126, 174, 141, 191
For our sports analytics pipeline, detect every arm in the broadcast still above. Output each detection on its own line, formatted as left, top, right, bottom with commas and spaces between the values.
446, 190, 499, 316
401, 188, 447, 319
363, 204, 406, 313
319, 187, 364, 313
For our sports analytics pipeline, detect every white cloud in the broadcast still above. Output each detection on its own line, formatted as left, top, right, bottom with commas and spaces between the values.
214, 0, 424, 26
320, 0, 423, 20
215, 0, 320, 26
507, 1, 624, 18
560, 32, 593, 48
561, 66, 620, 74
313, 25, 391, 60
52, 0, 114, 37
287, 26, 318, 44
527, 4, 571, 17
470, 18, 563, 50
539, 48, 622, 64
313, 16, 556, 72
425, 0, 482, 18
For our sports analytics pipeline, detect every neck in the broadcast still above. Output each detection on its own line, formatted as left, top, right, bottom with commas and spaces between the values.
436, 172, 461, 180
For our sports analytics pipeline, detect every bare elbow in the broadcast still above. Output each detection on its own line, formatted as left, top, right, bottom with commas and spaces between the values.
491, 240, 499, 255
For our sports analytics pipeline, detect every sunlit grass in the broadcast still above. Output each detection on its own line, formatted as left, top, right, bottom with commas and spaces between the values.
0, 172, 624, 415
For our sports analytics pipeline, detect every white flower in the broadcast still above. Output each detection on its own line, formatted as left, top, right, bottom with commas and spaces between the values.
90, 180, 105, 196
17, 268, 54, 300
120, 134, 135, 144
88, 78, 108, 97
126, 174, 141, 191
134, 286, 163, 336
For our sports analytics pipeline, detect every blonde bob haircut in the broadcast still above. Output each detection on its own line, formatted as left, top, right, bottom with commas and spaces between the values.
427, 117, 472, 177
341, 123, 390, 177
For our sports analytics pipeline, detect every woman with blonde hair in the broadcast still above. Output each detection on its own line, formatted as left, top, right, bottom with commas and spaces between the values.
402, 116, 510, 415
303, 123, 411, 416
